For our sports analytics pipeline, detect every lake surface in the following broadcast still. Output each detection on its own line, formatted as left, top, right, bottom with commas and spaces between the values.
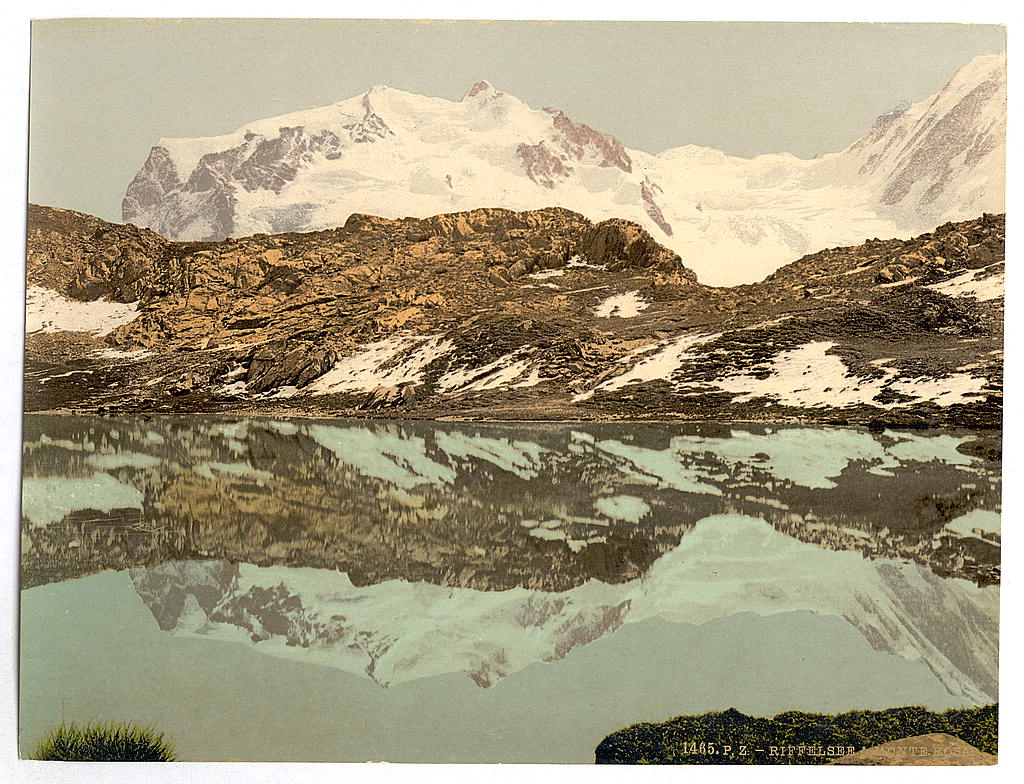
19, 416, 1001, 762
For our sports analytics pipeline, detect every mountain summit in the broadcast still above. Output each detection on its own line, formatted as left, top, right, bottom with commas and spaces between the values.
122, 56, 1005, 286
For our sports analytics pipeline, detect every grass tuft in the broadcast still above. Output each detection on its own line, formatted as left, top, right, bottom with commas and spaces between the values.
29, 721, 176, 762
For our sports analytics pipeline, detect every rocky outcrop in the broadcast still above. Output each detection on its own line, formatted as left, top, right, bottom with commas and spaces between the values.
517, 142, 573, 188
545, 107, 633, 172
830, 733, 996, 765
578, 218, 687, 274
24, 204, 1003, 428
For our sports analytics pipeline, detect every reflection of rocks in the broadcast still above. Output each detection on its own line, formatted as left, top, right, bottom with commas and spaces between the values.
131, 560, 239, 630
21, 416, 1000, 591
123, 514, 998, 701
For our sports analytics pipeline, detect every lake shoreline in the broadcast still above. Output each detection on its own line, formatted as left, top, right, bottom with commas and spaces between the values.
21, 407, 1005, 434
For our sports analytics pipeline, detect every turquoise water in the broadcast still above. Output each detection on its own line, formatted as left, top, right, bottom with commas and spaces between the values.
19, 416, 1001, 762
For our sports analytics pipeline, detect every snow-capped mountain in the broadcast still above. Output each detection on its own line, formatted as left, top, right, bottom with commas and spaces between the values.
128, 515, 998, 703
123, 56, 1005, 286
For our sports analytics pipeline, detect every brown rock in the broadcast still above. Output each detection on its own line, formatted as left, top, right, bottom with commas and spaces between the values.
830, 734, 995, 766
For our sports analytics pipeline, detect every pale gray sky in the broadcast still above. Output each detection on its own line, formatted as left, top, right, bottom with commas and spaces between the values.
29, 19, 1006, 222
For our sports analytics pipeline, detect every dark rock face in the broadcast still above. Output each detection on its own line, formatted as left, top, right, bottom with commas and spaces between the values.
641, 180, 673, 236
545, 108, 633, 172
244, 340, 337, 392
517, 142, 574, 188
122, 126, 347, 241
578, 218, 688, 274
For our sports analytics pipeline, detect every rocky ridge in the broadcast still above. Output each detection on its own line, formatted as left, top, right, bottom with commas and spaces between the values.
25, 204, 1004, 428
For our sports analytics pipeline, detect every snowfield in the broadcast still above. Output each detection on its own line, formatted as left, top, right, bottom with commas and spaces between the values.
26, 286, 140, 336
125, 56, 1005, 287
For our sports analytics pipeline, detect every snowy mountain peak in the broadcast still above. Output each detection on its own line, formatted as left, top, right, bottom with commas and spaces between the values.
462, 80, 499, 100
123, 55, 1005, 286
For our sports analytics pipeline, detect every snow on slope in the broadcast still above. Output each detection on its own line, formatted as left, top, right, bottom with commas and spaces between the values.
806, 54, 1006, 228
26, 286, 140, 336
130, 514, 998, 703
123, 57, 1005, 286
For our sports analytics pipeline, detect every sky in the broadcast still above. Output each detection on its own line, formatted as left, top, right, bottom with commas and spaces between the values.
28, 19, 1006, 223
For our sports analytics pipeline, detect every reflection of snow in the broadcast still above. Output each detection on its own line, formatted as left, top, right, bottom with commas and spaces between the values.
945, 509, 1000, 540
595, 495, 650, 522
87, 453, 162, 470
308, 424, 455, 489
435, 431, 545, 480
196, 462, 273, 483
141, 515, 998, 705
597, 439, 722, 495
22, 474, 143, 526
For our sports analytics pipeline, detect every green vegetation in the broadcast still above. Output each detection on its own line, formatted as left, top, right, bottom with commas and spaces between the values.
595, 704, 997, 764
28, 721, 176, 762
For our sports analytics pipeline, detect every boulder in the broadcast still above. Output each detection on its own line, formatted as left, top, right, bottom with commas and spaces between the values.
830, 733, 995, 765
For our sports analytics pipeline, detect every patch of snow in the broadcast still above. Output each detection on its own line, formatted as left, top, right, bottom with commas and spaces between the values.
927, 266, 1004, 301
266, 385, 299, 399
217, 381, 249, 396
888, 374, 989, 407
221, 366, 248, 382
566, 255, 605, 270
437, 350, 539, 393
91, 348, 151, 361
26, 286, 140, 336
575, 333, 720, 401
593, 290, 649, 318
511, 366, 549, 388
715, 342, 987, 409
308, 335, 453, 395
716, 342, 889, 408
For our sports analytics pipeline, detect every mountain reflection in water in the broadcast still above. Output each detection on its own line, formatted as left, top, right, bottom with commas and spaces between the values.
19, 415, 1000, 761
22, 416, 1001, 590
